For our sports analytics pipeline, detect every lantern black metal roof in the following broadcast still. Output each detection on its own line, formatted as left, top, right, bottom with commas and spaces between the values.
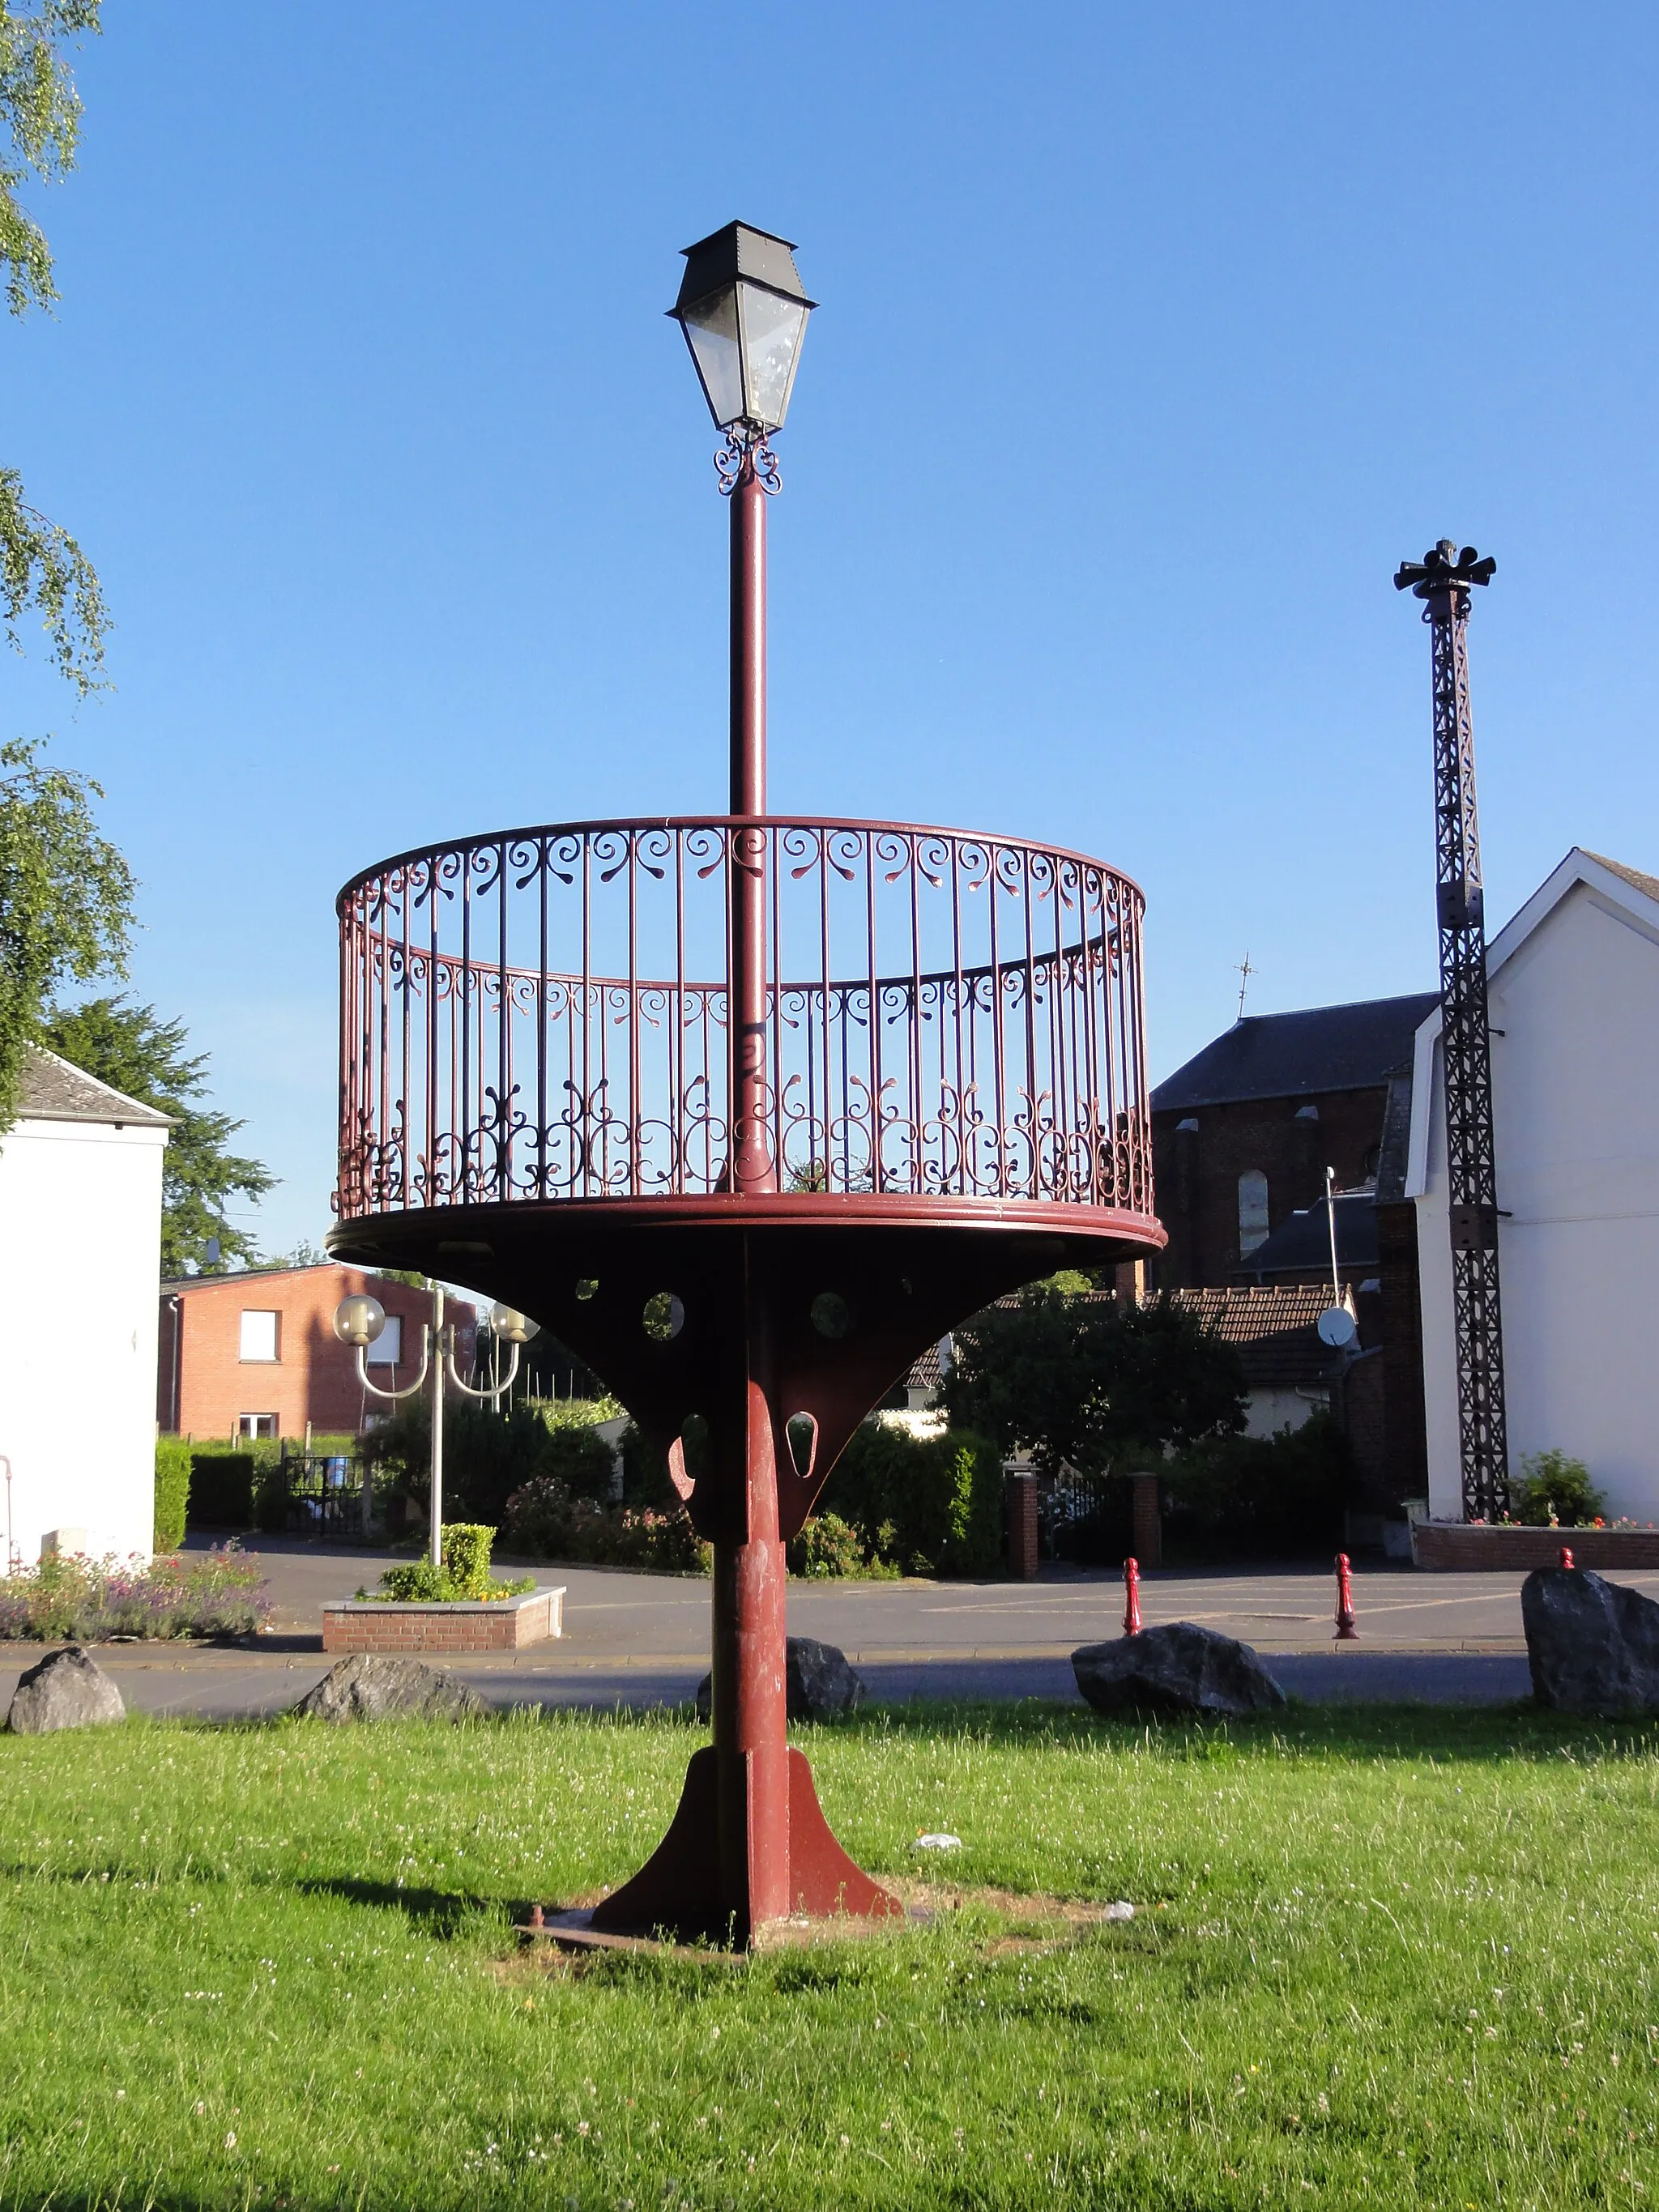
669, 220, 817, 437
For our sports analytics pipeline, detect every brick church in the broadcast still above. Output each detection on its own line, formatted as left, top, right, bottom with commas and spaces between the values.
1149, 993, 1438, 1516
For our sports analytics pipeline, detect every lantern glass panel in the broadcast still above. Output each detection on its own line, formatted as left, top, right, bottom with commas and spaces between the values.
736, 282, 808, 430
680, 287, 744, 428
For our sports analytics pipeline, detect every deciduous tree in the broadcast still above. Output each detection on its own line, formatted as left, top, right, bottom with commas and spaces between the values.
41, 995, 274, 1274
0, 2, 109, 693
0, 733, 130, 1125
940, 1281, 1246, 1477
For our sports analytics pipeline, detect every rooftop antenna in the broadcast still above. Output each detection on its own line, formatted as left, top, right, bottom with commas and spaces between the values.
1316, 1166, 1357, 1349
1234, 949, 1254, 1022
1394, 539, 1508, 1520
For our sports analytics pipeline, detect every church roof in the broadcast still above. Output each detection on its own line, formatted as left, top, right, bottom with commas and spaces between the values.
1235, 1191, 1378, 1280
1151, 994, 1439, 1114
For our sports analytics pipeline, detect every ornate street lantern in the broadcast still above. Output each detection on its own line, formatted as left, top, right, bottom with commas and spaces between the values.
668, 221, 815, 441
328, 224, 1165, 1947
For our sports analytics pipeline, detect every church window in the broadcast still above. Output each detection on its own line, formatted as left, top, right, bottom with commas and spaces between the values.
1238, 1169, 1270, 1256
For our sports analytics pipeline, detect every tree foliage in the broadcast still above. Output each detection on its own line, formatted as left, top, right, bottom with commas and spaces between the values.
940, 1281, 1247, 1477
41, 995, 275, 1274
0, 1, 108, 692
0, 733, 131, 1126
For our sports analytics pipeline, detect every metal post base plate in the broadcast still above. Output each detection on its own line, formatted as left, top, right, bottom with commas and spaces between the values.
587, 1744, 903, 1949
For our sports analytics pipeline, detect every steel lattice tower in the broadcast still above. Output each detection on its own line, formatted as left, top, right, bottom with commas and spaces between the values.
1395, 540, 1508, 1520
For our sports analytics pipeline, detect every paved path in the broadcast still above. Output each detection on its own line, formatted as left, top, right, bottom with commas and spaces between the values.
3, 1540, 1625, 1717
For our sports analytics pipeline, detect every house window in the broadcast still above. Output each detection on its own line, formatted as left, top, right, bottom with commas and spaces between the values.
1238, 1170, 1270, 1256
238, 1413, 278, 1441
239, 1310, 279, 1362
367, 1314, 403, 1365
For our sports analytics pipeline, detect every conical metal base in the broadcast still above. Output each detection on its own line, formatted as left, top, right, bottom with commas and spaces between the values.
589, 1744, 902, 1949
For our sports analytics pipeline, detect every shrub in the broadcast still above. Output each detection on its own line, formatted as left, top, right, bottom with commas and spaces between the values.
786, 1511, 873, 1579
818, 1421, 1003, 1576
153, 1438, 191, 1552
1162, 1413, 1353, 1557
184, 1449, 254, 1531
1512, 1449, 1606, 1528
541, 1421, 620, 1503
501, 1476, 710, 1574
0, 1545, 270, 1641
360, 1399, 612, 1525
368, 1523, 535, 1603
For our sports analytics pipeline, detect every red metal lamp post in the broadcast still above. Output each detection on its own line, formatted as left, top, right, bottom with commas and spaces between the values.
327, 223, 1166, 1946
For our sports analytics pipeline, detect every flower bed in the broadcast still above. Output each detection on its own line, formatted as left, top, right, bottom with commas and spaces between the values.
0, 1545, 271, 1640
1412, 1521, 1659, 1571
322, 1586, 563, 1654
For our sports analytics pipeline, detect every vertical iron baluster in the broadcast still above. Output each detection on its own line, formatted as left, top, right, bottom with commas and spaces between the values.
907, 832, 923, 1194
580, 833, 593, 1197
673, 828, 686, 1195
817, 827, 831, 1192
995, 845, 1009, 1194
628, 829, 641, 1197
537, 837, 549, 1199
497, 842, 510, 1201
864, 832, 881, 1190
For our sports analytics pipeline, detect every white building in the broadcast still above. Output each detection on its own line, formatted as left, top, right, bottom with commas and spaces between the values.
0, 1050, 170, 1568
1407, 850, 1659, 1523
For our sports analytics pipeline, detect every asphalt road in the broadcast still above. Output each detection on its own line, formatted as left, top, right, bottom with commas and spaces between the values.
4, 1540, 1629, 1718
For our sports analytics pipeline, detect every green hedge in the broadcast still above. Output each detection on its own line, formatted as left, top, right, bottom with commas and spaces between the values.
1162, 1413, 1353, 1556
183, 1450, 255, 1532
153, 1438, 192, 1553
818, 1421, 1003, 1577
362, 1400, 620, 1524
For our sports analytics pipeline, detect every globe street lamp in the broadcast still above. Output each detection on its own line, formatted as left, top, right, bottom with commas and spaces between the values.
332, 1289, 539, 1566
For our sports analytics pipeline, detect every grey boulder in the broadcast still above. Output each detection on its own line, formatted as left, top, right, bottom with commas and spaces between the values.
1522, 1565, 1659, 1715
6, 1646, 126, 1734
694, 1635, 865, 1725
1073, 1622, 1286, 1719
293, 1654, 487, 1722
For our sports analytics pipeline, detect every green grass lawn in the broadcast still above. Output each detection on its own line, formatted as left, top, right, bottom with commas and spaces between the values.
2, 1702, 1657, 2210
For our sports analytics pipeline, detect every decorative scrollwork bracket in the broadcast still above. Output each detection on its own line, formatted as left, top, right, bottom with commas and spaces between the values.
715, 429, 783, 497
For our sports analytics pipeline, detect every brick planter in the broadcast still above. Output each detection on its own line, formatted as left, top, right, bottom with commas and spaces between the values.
1412, 1524, 1659, 1571
322, 1586, 565, 1653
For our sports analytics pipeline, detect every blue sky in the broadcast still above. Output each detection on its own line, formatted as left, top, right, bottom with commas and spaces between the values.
8, 3, 1658, 1255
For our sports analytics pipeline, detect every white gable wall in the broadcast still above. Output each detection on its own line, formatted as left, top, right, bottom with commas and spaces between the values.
1411, 863, 1659, 1520
0, 1114, 166, 1566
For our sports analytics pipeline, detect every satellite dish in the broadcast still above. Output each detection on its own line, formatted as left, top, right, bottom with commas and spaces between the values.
1317, 1305, 1357, 1349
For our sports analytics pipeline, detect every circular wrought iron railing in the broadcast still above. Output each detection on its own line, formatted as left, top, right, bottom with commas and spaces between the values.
334, 816, 1154, 1226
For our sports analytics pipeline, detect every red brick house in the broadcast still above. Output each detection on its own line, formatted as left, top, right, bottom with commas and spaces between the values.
156, 1264, 476, 1441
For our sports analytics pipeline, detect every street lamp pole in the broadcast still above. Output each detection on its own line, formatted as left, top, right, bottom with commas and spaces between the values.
333, 1289, 539, 1564
667, 221, 814, 1932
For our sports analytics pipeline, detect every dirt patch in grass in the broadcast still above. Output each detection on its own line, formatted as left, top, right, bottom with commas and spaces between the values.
496, 1877, 1134, 1977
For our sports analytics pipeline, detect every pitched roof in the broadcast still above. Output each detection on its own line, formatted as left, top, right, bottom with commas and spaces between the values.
1582, 851, 1659, 905
15, 1046, 173, 1128
936, 1281, 1348, 1393
1171, 1284, 1349, 1387
1235, 1191, 1378, 1279
1151, 994, 1439, 1114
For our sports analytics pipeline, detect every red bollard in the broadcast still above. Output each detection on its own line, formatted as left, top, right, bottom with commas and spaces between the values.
1559, 1546, 1575, 1571
1123, 1555, 1142, 1636
1334, 1553, 1358, 1642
